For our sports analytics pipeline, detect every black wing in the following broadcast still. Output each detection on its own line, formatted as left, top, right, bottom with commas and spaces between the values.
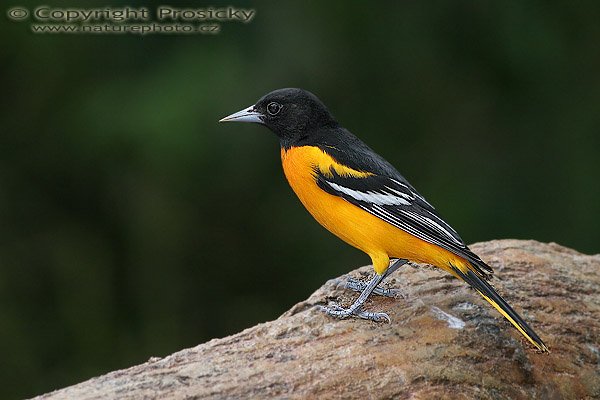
316, 169, 493, 277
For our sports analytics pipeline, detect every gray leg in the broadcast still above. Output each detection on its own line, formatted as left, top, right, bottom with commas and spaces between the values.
382, 258, 407, 279
320, 259, 408, 322
345, 258, 407, 297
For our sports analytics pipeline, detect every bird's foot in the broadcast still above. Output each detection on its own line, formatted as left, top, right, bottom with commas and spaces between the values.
344, 277, 402, 298
318, 303, 390, 323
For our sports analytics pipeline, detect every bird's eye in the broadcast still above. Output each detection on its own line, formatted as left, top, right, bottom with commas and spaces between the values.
266, 102, 283, 116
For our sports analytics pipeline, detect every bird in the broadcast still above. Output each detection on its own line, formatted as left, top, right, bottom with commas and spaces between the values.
219, 88, 548, 352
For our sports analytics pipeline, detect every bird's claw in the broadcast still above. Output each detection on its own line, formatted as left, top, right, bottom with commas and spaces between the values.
344, 277, 399, 298
318, 304, 391, 323
358, 310, 391, 323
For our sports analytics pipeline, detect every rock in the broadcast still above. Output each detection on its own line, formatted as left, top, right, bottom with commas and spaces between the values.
32, 240, 600, 400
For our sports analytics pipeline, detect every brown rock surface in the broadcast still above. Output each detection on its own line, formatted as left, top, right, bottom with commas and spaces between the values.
33, 240, 600, 399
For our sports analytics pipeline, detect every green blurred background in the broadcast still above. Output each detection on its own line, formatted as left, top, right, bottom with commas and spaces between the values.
2, 1, 599, 398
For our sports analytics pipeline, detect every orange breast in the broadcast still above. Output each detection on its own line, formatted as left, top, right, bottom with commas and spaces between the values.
280, 146, 463, 274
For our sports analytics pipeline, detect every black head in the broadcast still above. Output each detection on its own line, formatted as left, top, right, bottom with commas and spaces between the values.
219, 88, 338, 146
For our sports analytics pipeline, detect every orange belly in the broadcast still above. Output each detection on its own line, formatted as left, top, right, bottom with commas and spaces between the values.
281, 145, 464, 274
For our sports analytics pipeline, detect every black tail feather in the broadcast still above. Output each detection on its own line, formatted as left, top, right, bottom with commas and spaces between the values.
451, 263, 548, 352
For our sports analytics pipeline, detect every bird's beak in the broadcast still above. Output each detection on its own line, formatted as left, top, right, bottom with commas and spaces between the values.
219, 105, 264, 124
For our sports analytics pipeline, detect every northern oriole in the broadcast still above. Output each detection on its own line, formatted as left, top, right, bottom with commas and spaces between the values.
220, 88, 548, 352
